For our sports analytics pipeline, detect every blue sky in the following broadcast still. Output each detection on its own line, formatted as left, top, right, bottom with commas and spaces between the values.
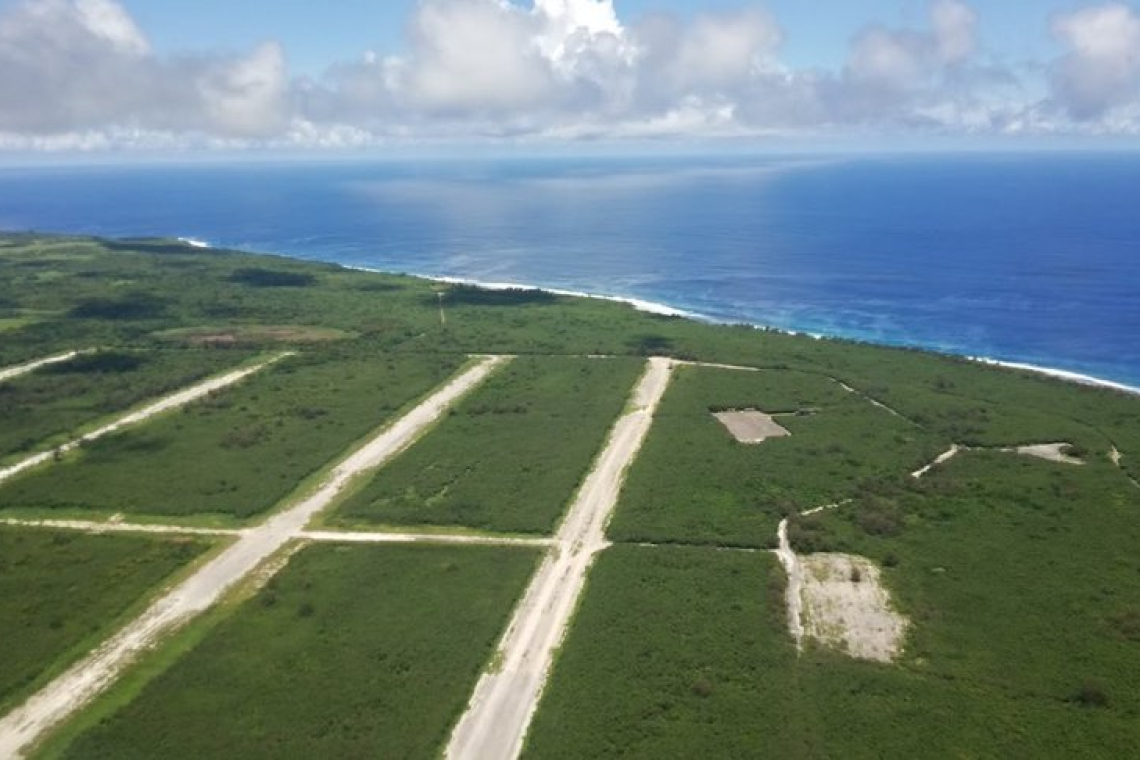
1, 0, 1138, 151
126, 0, 1061, 74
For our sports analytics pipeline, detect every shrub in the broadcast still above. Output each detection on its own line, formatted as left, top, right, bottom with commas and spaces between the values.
69, 294, 166, 320
855, 499, 905, 537
1070, 680, 1110, 708
229, 268, 316, 288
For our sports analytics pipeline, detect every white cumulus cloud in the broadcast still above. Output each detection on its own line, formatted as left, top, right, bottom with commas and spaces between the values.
1050, 2, 1140, 119
3, 0, 1140, 149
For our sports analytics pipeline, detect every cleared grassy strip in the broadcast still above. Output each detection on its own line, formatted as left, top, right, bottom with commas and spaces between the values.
336, 356, 643, 534
790, 453, 1140, 724
57, 543, 540, 759
525, 544, 1140, 759
0, 527, 210, 714
0, 349, 251, 465
0, 347, 464, 520
608, 367, 946, 548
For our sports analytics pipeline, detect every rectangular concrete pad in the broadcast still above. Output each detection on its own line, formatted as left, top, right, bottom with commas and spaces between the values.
714, 410, 791, 444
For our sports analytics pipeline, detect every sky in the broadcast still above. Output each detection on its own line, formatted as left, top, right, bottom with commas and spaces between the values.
0, 0, 1139, 152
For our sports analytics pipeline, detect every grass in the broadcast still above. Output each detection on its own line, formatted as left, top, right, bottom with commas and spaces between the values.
0, 315, 37, 333
608, 366, 947, 548
56, 543, 539, 759
525, 543, 1140, 759
335, 356, 643, 534
0, 347, 465, 521
0, 348, 252, 465
0, 527, 211, 714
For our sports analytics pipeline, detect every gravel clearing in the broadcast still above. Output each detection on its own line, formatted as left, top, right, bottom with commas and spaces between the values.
1007, 442, 1084, 465
800, 553, 908, 663
714, 410, 791, 444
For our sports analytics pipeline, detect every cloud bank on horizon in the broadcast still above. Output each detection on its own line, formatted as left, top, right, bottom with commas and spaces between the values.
1, 0, 1140, 150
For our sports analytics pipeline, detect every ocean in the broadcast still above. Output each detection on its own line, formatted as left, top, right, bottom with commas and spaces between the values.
1, 153, 1138, 387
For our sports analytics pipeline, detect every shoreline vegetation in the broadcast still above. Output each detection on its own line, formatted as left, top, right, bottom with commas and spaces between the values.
176, 237, 1140, 396
2, 232, 1140, 757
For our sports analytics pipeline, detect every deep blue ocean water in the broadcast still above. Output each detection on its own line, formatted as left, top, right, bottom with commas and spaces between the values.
1, 153, 1138, 387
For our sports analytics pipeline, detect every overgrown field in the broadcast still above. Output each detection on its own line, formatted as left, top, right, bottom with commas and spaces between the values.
790, 452, 1140, 726
0, 528, 210, 713
525, 543, 1140, 759
809, 346, 1138, 463
57, 543, 539, 759
336, 356, 642, 533
3, 234, 1140, 756
609, 367, 947, 548
525, 545, 799, 758
0, 347, 464, 521
0, 348, 251, 465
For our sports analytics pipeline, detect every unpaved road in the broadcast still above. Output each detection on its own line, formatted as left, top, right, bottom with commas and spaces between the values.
445, 357, 674, 760
0, 353, 292, 487
0, 518, 244, 539
0, 355, 508, 759
298, 530, 553, 548
0, 350, 93, 385
911, 444, 963, 479
774, 518, 807, 650
0, 518, 552, 549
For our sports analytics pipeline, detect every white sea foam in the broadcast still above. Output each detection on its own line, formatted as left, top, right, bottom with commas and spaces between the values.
345, 267, 708, 321
343, 264, 1138, 395
177, 237, 211, 249
970, 357, 1140, 397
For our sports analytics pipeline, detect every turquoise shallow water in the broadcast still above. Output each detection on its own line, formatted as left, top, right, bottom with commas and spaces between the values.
1, 153, 1138, 386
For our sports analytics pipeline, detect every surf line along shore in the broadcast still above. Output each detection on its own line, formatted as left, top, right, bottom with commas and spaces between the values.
446, 356, 675, 760
0, 355, 509, 759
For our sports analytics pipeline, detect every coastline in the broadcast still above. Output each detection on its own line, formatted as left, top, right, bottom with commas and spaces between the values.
968, 357, 1140, 397
188, 237, 1140, 397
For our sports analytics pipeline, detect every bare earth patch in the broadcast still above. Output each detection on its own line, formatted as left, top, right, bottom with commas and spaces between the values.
714, 410, 790, 444
1008, 442, 1085, 465
800, 553, 908, 663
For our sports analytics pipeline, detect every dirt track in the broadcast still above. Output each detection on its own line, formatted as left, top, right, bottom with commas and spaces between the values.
0, 350, 93, 384
0, 353, 292, 487
0, 355, 508, 759
911, 444, 963, 479
445, 357, 674, 760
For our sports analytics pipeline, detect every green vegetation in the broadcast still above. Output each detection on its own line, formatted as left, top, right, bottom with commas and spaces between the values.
0, 528, 210, 713
0, 347, 464, 521
609, 366, 946, 548
789, 452, 1140, 722
336, 356, 642, 533
526, 543, 1140, 759
525, 546, 797, 758
153, 324, 352, 346
0, 348, 250, 464
3, 233, 1140, 756
59, 543, 538, 759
